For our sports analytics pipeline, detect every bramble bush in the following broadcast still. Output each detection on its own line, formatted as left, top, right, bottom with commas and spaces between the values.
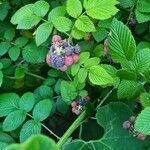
0, 0, 150, 149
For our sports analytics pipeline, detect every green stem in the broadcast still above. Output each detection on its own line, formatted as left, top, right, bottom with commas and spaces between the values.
26, 113, 60, 140
25, 72, 45, 80
57, 111, 86, 148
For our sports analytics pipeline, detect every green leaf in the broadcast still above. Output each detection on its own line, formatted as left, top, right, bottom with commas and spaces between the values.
48, 6, 66, 21
89, 65, 115, 86
135, 107, 150, 135
71, 27, 85, 40
32, 1, 50, 17
143, 70, 150, 82
20, 120, 41, 142
117, 80, 143, 99
137, 0, 150, 13
61, 81, 77, 104
117, 69, 137, 80
33, 99, 54, 121
8, 46, 20, 61
83, 0, 118, 20
140, 93, 150, 108
19, 92, 35, 112
22, 43, 47, 63
135, 9, 150, 23
52, 16, 72, 32
7, 135, 59, 150
75, 15, 95, 32
15, 37, 28, 47
79, 52, 90, 64
119, 0, 134, 8
71, 64, 80, 76
0, 2, 10, 21
77, 68, 88, 83
108, 18, 136, 62
3, 110, 26, 132
36, 22, 53, 46
84, 57, 100, 68
0, 93, 19, 117
64, 102, 149, 150
0, 42, 11, 56
4, 28, 15, 41
67, 0, 82, 18
0, 71, 3, 87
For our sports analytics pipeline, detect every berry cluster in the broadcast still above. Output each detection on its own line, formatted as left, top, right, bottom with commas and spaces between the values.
46, 35, 81, 71
71, 96, 90, 115
123, 116, 147, 140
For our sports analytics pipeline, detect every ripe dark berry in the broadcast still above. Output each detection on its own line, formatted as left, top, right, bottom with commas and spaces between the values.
65, 47, 73, 56
51, 54, 65, 68
74, 44, 81, 54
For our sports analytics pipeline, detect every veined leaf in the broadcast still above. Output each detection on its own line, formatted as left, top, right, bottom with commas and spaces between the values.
140, 93, 150, 108
108, 18, 136, 62
84, 0, 118, 20
67, 0, 82, 18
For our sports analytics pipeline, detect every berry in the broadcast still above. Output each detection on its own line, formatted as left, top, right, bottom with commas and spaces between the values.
72, 54, 79, 63
137, 133, 147, 140
59, 65, 67, 71
71, 101, 77, 107
51, 54, 65, 68
64, 56, 73, 66
74, 44, 81, 54
65, 47, 73, 56
72, 107, 80, 115
52, 35, 62, 43
46, 54, 51, 65
123, 121, 131, 129
77, 98, 86, 106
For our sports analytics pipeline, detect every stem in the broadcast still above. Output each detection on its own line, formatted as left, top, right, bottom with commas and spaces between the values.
96, 87, 115, 110
79, 124, 83, 139
25, 72, 45, 80
26, 113, 60, 140
57, 111, 86, 148
65, 71, 72, 81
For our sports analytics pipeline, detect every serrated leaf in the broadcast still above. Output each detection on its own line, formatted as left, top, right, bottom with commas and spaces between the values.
61, 81, 77, 104
77, 68, 88, 83
64, 102, 149, 150
67, 0, 82, 18
117, 80, 143, 99
32, 1, 50, 17
22, 43, 47, 63
0, 42, 11, 56
79, 52, 90, 64
8, 46, 20, 61
119, 0, 134, 8
3, 110, 26, 132
36, 22, 53, 46
135, 107, 150, 135
0, 2, 10, 21
84, 57, 100, 68
48, 6, 66, 21
89, 65, 115, 86
19, 92, 35, 112
20, 120, 41, 142
33, 99, 53, 121
0, 93, 19, 117
71, 64, 80, 76
137, 0, 150, 13
4, 28, 15, 41
140, 93, 150, 108
52, 16, 72, 32
71, 27, 85, 40
15, 37, 28, 47
75, 15, 95, 32
7, 135, 59, 150
108, 18, 136, 62
84, 0, 118, 20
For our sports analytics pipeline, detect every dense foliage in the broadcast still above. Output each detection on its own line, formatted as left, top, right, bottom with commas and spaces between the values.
0, 0, 150, 149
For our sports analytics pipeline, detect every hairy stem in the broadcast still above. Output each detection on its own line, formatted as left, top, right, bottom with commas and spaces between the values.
57, 111, 86, 148
25, 72, 45, 80
26, 113, 60, 140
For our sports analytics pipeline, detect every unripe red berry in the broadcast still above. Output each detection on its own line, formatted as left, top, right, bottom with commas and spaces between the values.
46, 54, 51, 64
59, 65, 67, 71
52, 35, 62, 43
72, 54, 79, 63
137, 133, 147, 140
72, 107, 80, 115
64, 56, 74, 66
71, 101, 77, 107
